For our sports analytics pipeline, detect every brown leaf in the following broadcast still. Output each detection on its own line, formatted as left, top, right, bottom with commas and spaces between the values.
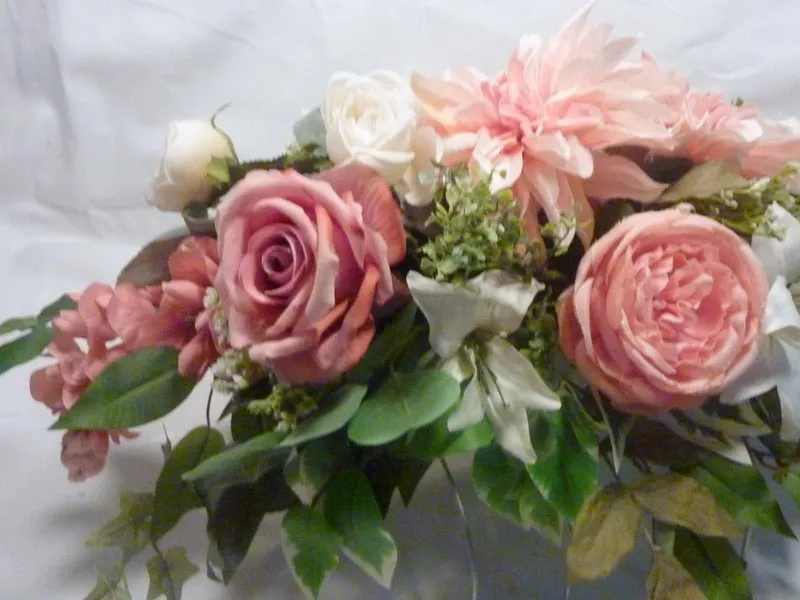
116, 230, 189, 287
647, 550, 706, 600
566, 485, 643, 582
629, 474, 741, 538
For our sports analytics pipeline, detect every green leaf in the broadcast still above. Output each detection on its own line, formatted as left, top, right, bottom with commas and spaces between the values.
347, 302, 418, 383
37, 294, 78, 323
0, 315, 38, 336
281, 506, 340, 600
322, 468, 398, 588
280, 385, 367, 447
51, 347, 197, 430
684, 454, 795, 538
0, 325, 55, 376
661, 160, 750, 202
206, 155, 231, 187
150, 427, 226, 541
628, 474, 741, 538
197, 467, 298, 583
84, 563, 132, 600
472, 445, 562, 544
284, 435, 351, 505
347, 370, 461, 446
528, 404, 599, 523
391, 410, 493, 458
362, 453, 431, 514
566, 485, 643, 582
647, 550, 707, 600
230, 407, 267, 442
777, 468, 800, 509
117, 234, 189, 287
86, 491, 154, 560
672, 527, 752, 600
146, 547, 199, 600
182, 431, 285, 482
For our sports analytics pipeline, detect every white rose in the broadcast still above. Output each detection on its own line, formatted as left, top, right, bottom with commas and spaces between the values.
322, 71, 417, 184
148, 120, 234, 212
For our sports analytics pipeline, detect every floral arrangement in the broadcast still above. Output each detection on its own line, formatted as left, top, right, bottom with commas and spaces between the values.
7, 3, 800, 599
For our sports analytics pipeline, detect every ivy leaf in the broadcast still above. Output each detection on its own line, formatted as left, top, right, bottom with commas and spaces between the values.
37, 294, 78, 323
390, 411, 493, 459
322, 468, 398, 588
347, 370, 461, 446
84, 562, 132, 600
146, 547, 199, 600
0, 315, 38, 336
51, 347, 197, 430
682, 454, 795, 538
182, 431, 286, 482
284, 434, 351, 505
647, 550, 707, 600
528, 404, 599, 523
86, 491, 154, 560
628, 474, 741, 538
280, 385, 367, 447
281, 506, 340, 600
0, 325, 55, 376
566, 485, 643, 582
347, 302, 418, 384
473, 445, 562, 544
672, 527, 753, 600
150, 427, 226, 541
362, 453, 431, 515
195, 467, 298, 583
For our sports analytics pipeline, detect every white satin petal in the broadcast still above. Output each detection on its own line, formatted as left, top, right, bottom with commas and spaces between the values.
447, 377, 485, 431
776, 342, 800, 440
752, 203, 800, 284
764, 277, 800, 343
483, 337, 561, 412
720, 339, 778, 405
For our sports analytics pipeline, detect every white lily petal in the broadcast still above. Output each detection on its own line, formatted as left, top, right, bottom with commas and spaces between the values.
465, 271, 545, 335
407, 270, 544, 358
484, 401, 538, 464
440, 349, 475, 384
776, 341, 800, 440
482, 337, 561, 412
764, 277, 800, 343
719, 339, 778, 405
752, 203, 800, 284
447, 378, 485, 431
407, 271, 490, 358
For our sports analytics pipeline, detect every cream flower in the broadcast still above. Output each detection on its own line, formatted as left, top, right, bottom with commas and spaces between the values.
407, 270, 560, 463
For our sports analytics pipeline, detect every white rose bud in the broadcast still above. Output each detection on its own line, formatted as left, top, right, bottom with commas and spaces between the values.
322, 71, 417, 184
148, 120, 234, 212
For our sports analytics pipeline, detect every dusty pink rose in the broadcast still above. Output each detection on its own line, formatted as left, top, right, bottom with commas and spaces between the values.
107, 236, 221, 377
215, 163, 406, 384
411, 5, 677, 246
61, 429, 136, 483
557, 209, 768, 414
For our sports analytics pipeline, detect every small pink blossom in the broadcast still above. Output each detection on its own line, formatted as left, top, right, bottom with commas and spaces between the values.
61, 430, 137, 483
557, 209, 768, 414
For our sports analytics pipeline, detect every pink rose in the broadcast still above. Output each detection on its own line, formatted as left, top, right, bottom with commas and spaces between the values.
557, 209, 768, 414
215, 163, 406, 384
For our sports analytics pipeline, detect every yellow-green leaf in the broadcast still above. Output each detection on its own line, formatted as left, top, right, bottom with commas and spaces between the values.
647, 550, 706, 600
566, 485, 642, 582
629, 474, 741, 538
146, 547, 199, 600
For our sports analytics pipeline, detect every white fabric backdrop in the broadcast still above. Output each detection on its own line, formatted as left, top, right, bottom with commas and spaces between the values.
3, 0, 800, 598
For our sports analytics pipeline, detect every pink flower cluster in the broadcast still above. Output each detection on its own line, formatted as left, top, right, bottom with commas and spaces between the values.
30, 237, 220, 481
411, 5, 800, 247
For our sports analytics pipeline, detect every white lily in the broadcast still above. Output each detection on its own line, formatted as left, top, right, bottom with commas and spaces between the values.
407, 271, 561, 464
722, 202, 800, 439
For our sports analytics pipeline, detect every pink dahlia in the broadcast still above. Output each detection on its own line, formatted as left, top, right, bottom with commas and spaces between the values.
411, 4, 678, 247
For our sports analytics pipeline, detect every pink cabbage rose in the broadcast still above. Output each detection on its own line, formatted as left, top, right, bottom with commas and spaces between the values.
107, 236, 221, 377
215, 163, 406, 384
411, 4, 677, 247
557, 209, 768, 414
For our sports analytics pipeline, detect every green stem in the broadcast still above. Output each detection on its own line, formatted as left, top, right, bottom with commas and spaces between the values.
440, 459, 478, 600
